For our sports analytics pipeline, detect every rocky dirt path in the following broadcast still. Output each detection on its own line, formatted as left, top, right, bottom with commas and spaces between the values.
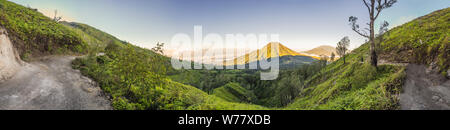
379, 59, 450, 110
0, 56, 112, 110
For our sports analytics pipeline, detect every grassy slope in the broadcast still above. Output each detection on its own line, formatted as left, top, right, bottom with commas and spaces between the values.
64, 20, 266, 110
286, 44, 406, 110
0, 0, 264, 110
7, 0, 439, 110
164, 80, 265, 110
286, 8, 449, 110
0, 0, 87, 60
380, 8, 449, 75
72, 46, 267, 110
158, 8, 449, 110
212, 82, 257, 103
61, 21, 127, 50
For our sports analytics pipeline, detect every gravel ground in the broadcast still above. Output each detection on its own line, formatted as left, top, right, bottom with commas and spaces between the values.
400, 64, 450, 110
0, 56, 112, 110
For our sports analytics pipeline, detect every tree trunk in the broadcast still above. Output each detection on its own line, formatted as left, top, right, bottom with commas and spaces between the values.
343, 55, 346, 64
369, 1, 378, 67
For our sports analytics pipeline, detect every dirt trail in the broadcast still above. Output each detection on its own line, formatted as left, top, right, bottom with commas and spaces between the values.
0, 27, 111, 110
400, 64, 450, 110
0, 27, 22, 82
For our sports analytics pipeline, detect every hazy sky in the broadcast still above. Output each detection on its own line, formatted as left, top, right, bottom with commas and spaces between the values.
10, 0, 450, 50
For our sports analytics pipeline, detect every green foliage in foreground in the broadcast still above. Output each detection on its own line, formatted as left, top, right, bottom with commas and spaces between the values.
73, 44, 266, 110
212, 82, 257, 103
0, 0, 88, 60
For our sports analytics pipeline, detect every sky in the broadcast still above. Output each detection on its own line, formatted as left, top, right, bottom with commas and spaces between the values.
9, 0, 450, 51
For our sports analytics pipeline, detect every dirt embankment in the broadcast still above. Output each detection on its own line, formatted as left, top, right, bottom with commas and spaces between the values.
0, 27, 22, 82
0, 27, 111, 110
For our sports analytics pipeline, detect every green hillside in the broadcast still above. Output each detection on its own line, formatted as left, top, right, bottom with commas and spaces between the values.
65, 22, 265, 109
380, 8, 449, 75
286, 8, 449, 110
4, 0, 446, 110
212, 83, 257, 103
61, 21, 127, 50
286, 44, 406, 110
0, 0, 87, 60
72, 43, 267, 110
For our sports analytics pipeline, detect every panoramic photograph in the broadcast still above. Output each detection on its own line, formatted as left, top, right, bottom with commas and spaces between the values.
0, 0, 449, 119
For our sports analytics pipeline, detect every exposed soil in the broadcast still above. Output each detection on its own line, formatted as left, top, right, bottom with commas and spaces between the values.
400, 64, 450, 110
0, 28, 111, 110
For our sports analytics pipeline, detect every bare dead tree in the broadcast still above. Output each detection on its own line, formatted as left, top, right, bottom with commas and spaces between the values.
349, 0, 397, 67
53, 10, 62, 22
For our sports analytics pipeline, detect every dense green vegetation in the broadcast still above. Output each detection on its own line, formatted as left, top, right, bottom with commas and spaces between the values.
72, 8, 449, 109
4, 0, 446, 110
169, 60, 327, 107
72, 43, 266, 110
379, 7, 449, 75
282, 8, 449, 110
61, 21, 128, 51
0, 0, 88, 60
286, 44, 406, 110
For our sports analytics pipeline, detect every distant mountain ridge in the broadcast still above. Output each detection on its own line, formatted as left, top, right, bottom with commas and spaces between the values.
226, 42, 319, 66
300, 45, 337, 57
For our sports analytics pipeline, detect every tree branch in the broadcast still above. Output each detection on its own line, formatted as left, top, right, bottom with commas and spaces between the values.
363, 0, 371, 14
352, 29, 370, 38
349, 16, 370, 38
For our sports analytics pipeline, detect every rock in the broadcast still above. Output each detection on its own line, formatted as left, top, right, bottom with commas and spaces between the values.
432, 95, 440, 101
0, 28, 7, 35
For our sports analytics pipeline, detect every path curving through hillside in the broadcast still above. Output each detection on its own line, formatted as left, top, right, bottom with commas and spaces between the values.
0, 28, 111, 110
0, 56, 112, 110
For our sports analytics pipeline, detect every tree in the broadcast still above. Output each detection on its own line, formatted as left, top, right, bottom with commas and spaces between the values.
349, 0, 397, 67
53, 10, 62, 22
152, 42, 165, 55
336, 37, 350, 64
330, 52, 336, 61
